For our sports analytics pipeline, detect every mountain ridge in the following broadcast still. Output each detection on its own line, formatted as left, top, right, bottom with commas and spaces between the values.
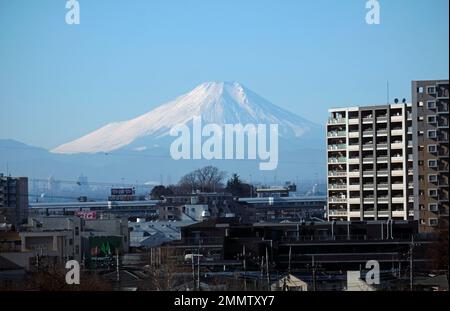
52, 81, 320, 154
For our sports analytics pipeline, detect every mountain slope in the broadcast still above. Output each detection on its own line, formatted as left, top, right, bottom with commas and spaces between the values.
52, 81, 320, 154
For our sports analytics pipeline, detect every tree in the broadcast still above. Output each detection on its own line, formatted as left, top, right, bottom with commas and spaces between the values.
178, 166, 226, 193
150, 185, 174, 200
226, 173, 253, 198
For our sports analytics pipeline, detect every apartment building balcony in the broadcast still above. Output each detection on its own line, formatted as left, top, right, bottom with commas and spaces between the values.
348, 170, 360, 177
348, 197, 361, 204
329, 197, 347, 203
376, 129, 388, 136
408, 182, 414, 189
377, 156, 388, 163
349, 211, 361, 218
377, 183, 389, 190
328, 171, 347, 177
362, 157, 374, 164
362, 130, 374, 137
348, 131, 359, 138
407, 127, 413, 134
438, 163, 449, 172
328, 209, 348, 217
408, 196, 414, 203
362, 170, 374, 177
363, 183, 374, 190
327, 131, 347, 138
439, 179, 449, 187
328, 118, 346, 125
438, 133, 449, 143
407, 154, 413, 161
378, 210, 390, 218
392, 210, 405, 218
437, 105, 449, 113
348, 117, 359, 125
348, 184, 360, 191
348, 157, 360, 164
348, 144, 360, 151
364, 211, 376, 218
438, 119, 449, 128
391, 155, 404, 163
376, 116, 388, 123
392, 183, 404, 190
408, 169, 414, 175
391, 169, 404, 177
376, 143, 388, 149
328, 184, 347, 190
377, 170, 389, 177
391, 129, 404, 136
362, 144, 374, 150
362, 116, 374, 123
391, 115, 403, 122
328, 144, 347, 151
392, 197, 405, 204
391, 142, 404, 149
363, 197, 375, 204
328, 157, 347, 164
378, 197, 389, 204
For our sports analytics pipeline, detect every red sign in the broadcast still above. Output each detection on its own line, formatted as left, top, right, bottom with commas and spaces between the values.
75, 211, 97, 219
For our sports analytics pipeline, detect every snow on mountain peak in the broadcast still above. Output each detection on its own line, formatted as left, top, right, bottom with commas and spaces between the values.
52, 81, 319, 154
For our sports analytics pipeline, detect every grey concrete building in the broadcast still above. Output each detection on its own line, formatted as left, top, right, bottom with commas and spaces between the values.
0, 174, 29, 228
411, 80, 449, 233
326, 102, 414, 221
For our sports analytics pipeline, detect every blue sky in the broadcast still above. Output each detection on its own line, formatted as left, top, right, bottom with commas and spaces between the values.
0, 0, 448, 149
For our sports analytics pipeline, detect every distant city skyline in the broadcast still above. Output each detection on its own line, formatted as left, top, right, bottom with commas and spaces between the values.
0, 0, 449, 149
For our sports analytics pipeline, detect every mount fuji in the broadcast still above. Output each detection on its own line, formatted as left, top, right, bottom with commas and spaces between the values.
52, 82, 321, 154
1, 82, 326, 183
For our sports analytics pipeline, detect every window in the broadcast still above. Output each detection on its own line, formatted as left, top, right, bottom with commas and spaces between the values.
427, 115, 437, 124
418, 101, 424, 107
427, 101, 436, 109
429, 218, 438, 226
427, 130, 437, 139
428, 160, 438, 168
75, 227, 79, 236
429, 203, 438, 212
427, 86, 436, 94
428, 145, 437, 153
428, 174, 438, 182
418, 87, 424, 93
428, 189, 438, 197
75, 245, 80, 254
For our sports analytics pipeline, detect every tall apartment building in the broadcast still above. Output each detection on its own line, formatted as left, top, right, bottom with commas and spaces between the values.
411, 80, 449, 233
0, 174, 29, 228
327, 103, 414, 221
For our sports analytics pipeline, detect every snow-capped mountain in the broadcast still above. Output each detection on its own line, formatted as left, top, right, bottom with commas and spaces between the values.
52, 81, 320, 154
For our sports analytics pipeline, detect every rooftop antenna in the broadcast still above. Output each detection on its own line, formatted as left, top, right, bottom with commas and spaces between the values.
387, 81, 390, 104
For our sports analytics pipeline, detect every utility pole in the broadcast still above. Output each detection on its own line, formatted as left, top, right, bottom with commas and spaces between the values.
266, 247, 270, 290
116, 248, 120, 283
243, 245, 247, 291
410, 236, 414, 291
312, 255, 317, 291
288, 245, 292, 274
197, 245, 200, 291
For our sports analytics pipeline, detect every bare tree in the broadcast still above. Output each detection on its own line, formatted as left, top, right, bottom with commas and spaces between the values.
178, 166, 226, 193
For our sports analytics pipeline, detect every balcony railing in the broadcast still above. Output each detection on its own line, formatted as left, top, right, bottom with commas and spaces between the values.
328, 131, 347, 137
328, 144, 347, 150
328, 171, 347, 177
328, 157, 347, 163
328, 118, 346, 124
